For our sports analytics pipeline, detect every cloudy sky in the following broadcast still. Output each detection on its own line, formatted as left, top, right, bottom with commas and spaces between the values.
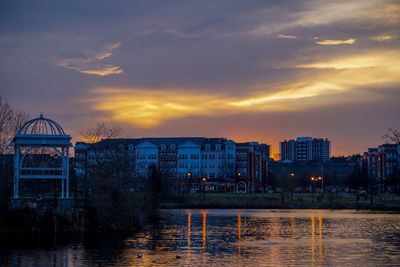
1, 0, 399, 156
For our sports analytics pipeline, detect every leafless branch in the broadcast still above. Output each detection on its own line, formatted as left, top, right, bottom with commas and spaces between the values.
0, 96, 30, 154
382, 128, 400, 144
80, 122, 123, 143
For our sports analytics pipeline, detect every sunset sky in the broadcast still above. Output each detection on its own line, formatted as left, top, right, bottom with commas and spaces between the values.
1, 0, 399, 156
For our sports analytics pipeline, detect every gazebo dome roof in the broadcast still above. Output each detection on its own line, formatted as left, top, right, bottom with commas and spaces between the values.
18, 114, 66, 135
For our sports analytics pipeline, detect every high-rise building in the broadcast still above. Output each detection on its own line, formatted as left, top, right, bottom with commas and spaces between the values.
280, 137, 330, 162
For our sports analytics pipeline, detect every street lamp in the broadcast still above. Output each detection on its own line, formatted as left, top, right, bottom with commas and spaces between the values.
317, 176, 322, 192
290, 173, 295, 201
186, 172, 192, 193
310, 176, 316, 202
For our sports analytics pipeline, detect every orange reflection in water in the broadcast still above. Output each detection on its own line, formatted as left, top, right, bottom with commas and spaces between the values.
311, 211, 316, 266
311, 211, 324, 266
318, 211, 324, 258
237, 212, 241, 254
187, 212, 191, 258
270, 216, 281, 264
200, 210, 207, 252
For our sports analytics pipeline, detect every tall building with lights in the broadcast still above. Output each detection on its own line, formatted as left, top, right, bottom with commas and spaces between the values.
280, 137, 330, 162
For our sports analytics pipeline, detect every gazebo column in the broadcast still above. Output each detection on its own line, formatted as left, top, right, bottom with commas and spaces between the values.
13, 145, 20, 198
61, 178, 65, 198
66, 147, 70, 198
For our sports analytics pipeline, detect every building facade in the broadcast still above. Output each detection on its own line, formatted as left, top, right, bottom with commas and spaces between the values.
363, 144, 400, 192
236, 142, 270, 192
280, 137, 330, 163
75, 137, 269, 193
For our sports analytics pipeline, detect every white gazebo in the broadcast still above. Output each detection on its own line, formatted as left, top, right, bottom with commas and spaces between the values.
13, 114, 72, 199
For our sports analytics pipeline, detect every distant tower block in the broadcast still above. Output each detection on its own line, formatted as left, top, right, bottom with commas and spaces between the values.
13, 114, 72, 198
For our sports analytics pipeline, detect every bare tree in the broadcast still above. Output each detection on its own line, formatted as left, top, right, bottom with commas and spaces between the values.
80, 122, 123, 143
382, 128, 400, 144
0, 96, 30, 154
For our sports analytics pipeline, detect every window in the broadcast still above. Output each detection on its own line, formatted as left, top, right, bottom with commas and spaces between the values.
206, 144, 211, 150
216, 144, 221, 150
148, 154, 157, 160
161, 144, 167, 150
128, 145, 134, 151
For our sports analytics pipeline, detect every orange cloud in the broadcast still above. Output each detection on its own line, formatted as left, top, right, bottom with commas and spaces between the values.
370, 34, 397, 42
316, 38, 356, 45
83, 47, 400, 128
55, 42, 124, 76
276, 34, 298, 39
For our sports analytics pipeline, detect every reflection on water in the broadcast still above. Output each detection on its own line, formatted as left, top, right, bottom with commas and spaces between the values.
310, 211, 324, 266
1, 209, 400, 266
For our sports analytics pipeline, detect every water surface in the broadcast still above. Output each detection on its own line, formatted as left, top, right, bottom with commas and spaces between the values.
1, 209, 400, 266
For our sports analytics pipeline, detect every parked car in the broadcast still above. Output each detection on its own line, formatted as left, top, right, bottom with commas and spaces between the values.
274, 187, 283, 193
358, 190, 367, 197
294, 187, 305, 193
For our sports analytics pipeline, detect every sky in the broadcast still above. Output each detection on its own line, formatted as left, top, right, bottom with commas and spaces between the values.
1, 0, 400, 156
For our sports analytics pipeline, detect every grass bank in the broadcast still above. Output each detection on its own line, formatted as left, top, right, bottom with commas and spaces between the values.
160, 193, 400, 211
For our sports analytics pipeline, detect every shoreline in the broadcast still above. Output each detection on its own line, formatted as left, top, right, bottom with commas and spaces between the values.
159, 192, 400, 211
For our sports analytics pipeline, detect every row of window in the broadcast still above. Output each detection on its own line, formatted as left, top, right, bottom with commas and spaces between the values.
102, 142, 237, 153
178, 163, 237, 169
177, 173, 228, 179
177, 153, 236, 160
137, 154, 157, 160
88, 154, 238, 163
161, 144, 176, 150
178, 154, 200, 160
179, 163, 200, 169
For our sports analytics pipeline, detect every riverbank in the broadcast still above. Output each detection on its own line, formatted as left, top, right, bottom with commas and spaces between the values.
160, 193, 400, 211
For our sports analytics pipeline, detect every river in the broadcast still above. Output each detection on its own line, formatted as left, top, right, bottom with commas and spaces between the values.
1, 209, 400, 266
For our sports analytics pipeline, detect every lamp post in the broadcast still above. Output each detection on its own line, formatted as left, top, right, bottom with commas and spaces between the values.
187, 172, 192, 193
237, 172, 241, 193
317, 176, 323, 193
290, 172, 295, 201
311, 176, 322, 202
321, 162, 324, 194
311, 177, 315, 202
